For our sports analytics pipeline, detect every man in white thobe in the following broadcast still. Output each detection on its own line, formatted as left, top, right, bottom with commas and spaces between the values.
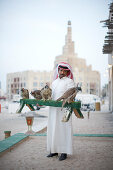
47, 62, 75, 161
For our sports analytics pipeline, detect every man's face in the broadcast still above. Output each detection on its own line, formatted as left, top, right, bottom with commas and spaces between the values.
58, 68, 68, 79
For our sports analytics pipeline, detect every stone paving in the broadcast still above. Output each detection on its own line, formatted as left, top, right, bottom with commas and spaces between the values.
0, 108, 113, 170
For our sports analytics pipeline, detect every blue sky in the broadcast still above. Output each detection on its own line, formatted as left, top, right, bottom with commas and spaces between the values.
0, 0, 112, 92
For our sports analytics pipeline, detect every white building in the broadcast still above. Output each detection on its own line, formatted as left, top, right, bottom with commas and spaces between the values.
54, 21, 101, 96
101, 2, 113, 112
0, 81, 4, 97
6, 21, 101, 99
7, 70, 53, 99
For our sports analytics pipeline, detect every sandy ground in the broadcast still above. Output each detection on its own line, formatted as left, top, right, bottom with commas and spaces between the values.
0, 101, 113, 169
0, 136, 113, 170
0, 101, 48, 140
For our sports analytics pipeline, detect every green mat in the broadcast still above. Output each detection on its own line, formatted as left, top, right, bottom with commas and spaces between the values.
0, 133, 29, 153
73, 134, 113, 137
31, 133, 113, 137
0, 133, 113, 154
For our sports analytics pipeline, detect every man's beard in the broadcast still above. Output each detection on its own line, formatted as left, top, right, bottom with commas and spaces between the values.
59, 74, 66, 78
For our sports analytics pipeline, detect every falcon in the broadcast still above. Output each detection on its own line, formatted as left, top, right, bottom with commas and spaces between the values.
21, 88, 29, 99
56, 86, 82, 108
31, 90, 42, 100
41, 84, 52, 101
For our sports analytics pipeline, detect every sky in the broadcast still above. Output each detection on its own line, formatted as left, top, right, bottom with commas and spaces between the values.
0, 0, 112, 92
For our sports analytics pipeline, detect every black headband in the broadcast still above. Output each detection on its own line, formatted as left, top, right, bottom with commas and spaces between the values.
58, 65, 69, 70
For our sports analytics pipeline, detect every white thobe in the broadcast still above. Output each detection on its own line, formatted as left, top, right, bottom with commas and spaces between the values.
47, 77, 75, 154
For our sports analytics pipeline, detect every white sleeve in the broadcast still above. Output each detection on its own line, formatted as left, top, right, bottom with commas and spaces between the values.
66, 79, 75, 90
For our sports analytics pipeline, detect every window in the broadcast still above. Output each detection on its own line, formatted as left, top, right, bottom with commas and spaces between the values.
16, 89, 19, 94
24, 83, 26, 87
40, 82, 43, 87
33, 82, 38, 87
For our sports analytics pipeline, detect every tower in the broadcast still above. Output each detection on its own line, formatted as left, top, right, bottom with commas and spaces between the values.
54, 21, 77, 69
53, 21, 100, 95
63, 21, 75, 56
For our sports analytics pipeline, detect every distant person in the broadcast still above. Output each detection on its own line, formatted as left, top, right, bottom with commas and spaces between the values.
47, 62, 75, 161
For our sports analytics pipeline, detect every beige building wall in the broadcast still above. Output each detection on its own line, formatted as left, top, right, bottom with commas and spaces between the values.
6, 21, 100, 99
7, 70, 53, 99
54, 21, 100, 96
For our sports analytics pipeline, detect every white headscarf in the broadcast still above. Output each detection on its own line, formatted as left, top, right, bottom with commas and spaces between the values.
53, 62, 74, 80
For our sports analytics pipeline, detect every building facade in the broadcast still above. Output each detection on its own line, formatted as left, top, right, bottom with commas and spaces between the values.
101, 2, 113, 112
0, 81, 4, 97
54, 21, 101, 95
7, 21, 101, 99
7, 70, 53, 99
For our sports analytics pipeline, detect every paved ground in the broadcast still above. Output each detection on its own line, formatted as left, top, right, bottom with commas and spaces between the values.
0, 106, 48, 141
0, 103, 113, 170
0, 136, 113, 170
